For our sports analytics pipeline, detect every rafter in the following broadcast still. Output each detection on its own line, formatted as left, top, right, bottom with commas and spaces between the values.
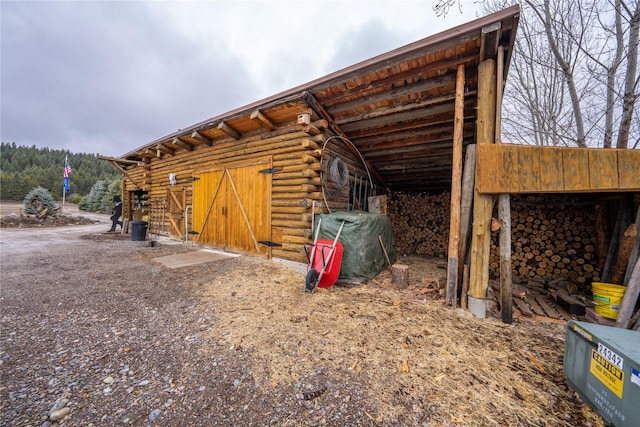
191, 130, 214, 146
217, 121, 241, 140
250, 109, 276, 131
172, 137, 193, 151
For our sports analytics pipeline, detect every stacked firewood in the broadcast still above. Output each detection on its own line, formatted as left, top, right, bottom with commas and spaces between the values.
490, 196, 601, 283
387, 192, 450, 258
388, 192, 602, 285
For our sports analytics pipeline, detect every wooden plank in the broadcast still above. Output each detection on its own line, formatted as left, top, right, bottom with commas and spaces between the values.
446, 64, 465, 308
562, 148, 589, 191
534, 295, 562, 319
616, 258, 640, 328
498, 145, 519, 193
539, 146, 564, 192
475, 144, 497, 193
617, 149, 640, 190
525, 295, 547, 317
458, 145, 476, 286
512, 297, 533, 316
517, 146, 541, 192
589, 149, 618, 190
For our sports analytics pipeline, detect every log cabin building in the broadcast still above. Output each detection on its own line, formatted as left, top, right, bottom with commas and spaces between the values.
103, 5, 640, 320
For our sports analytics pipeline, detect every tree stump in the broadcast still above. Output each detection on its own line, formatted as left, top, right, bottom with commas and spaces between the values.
392, 264, 409, 288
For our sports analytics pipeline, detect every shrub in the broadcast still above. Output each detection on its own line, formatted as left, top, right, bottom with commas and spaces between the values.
23, 187, 58, 218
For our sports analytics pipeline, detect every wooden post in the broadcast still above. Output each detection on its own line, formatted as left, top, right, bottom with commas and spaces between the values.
602, 197, 632, 282
468, 58, 496, 315
616, 257, 640, 329
446, 64, 466, 308
495, 46, 512, 324
458, 144, 476, 290
623, 203, 640, 287
499, 194, 512, 323
612, 224, 637, 284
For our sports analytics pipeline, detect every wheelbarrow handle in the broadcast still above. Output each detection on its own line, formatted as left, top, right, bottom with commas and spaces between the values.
315, 220, 346, 283
307, 219, 322, 269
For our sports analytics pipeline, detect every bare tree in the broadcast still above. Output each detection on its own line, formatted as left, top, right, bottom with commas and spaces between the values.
479, 0, 639, 148
616, 0, 640, 148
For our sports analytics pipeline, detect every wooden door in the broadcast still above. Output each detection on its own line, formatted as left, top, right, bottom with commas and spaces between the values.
193, 161, 271, 256
167, 188, 186, 238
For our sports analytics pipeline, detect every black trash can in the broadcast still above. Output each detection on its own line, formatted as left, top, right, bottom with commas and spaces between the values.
131, 220, 148, 241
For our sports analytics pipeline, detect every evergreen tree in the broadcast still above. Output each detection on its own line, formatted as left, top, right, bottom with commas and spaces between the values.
0, 143, 120, 200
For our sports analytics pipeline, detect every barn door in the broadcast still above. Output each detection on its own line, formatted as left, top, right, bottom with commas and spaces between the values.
166, 188, 186, 238
193, 162, 271, 256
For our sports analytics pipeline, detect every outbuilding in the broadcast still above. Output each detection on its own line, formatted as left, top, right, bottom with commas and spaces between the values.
103, 5, 640, 320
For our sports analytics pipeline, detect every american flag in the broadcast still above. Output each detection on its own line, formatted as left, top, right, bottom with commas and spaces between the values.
63, 157, 71, 192
64, 158, 71, 178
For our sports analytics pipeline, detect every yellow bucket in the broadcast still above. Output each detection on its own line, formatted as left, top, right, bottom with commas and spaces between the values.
592, 282, 627, 320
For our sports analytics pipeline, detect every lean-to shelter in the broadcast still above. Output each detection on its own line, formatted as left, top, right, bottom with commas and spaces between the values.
102, 5, 640, 319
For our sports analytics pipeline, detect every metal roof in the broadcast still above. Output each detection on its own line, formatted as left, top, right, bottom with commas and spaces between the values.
121, 5, 520, 193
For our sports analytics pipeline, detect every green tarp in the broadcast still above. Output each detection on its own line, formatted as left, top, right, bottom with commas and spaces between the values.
315, 211, 395, 282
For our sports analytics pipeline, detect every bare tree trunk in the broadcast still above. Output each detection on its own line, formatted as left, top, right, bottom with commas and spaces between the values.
535, 0, 587, 147
605, 0, 625, 148
616, 0, 640, 149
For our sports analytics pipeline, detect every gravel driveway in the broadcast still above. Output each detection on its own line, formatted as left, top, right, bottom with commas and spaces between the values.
0, 218, 377, 427
0, 214, 602, 427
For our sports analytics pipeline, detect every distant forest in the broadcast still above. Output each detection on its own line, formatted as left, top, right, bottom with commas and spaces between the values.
0, 142, 120, 201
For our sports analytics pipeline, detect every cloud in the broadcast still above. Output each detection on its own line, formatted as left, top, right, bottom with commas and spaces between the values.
1, 1, 484, 156
324, 18, 409, 74
1, 1, 258, 156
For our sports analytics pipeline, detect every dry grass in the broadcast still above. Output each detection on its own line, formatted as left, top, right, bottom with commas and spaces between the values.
200, 257, 602, 426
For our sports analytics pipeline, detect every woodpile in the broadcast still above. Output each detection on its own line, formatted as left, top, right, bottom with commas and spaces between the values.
490, 196, 602, 284
389, 192, 602, 286
387, 192, 450, 258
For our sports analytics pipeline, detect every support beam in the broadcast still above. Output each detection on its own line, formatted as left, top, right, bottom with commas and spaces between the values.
480, 22, 501, 61
468, 58, 496, 317
110, 161, 142, 189
446, 64, 465, 308
191, 130, 214, 146
172, 137, 193, 151
250, 109, 276, 131
217, 121, 241, 140
96, 155, 139, 165
156, 143, 175, 156
495, 45, 512, 324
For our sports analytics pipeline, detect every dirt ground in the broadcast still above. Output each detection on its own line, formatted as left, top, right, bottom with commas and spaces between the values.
0, 202, 603, 426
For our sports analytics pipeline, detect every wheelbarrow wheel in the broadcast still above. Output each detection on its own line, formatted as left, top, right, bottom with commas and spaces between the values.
305, 269, 319, 292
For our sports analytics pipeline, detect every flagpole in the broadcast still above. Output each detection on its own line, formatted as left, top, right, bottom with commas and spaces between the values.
62, 155, 67, 212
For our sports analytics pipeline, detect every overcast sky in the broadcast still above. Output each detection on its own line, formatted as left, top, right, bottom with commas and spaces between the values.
1, 1, 483, 157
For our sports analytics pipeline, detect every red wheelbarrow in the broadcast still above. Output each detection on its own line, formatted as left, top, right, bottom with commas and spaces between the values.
304, 219, 346, 292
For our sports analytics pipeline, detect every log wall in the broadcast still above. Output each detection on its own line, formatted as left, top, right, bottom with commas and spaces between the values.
120, 122, 375, 263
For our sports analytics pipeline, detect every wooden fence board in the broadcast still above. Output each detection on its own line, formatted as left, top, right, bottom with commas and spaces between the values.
476, 144, 638, 193
589, 149, 619, 190
562, 148, 589, 192
539, 147, 564, 192
618, 150, 640, 189
517, 146, 541, 192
